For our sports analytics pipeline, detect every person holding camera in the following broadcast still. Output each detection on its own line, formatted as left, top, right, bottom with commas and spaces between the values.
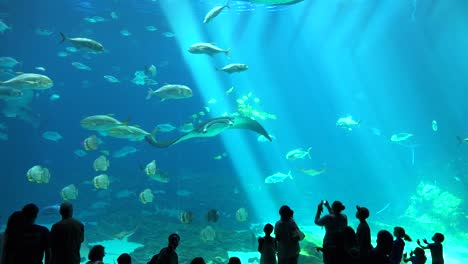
314, 200, 348, 264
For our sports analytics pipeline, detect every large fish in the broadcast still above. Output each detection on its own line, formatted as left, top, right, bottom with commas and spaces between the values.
145, 116, 272, 148
0, 73, 53, 90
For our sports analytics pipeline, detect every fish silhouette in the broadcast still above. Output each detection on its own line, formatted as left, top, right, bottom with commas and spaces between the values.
146, 116, 272, 148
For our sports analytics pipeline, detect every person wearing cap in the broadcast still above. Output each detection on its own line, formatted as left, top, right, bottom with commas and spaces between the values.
274, 205, 304, 264
356, 205, 372, 264
315, 200, 348, 264
148, 233, 180, 264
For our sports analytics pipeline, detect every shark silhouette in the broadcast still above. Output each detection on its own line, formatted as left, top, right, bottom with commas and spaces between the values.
145, 116, 272, 148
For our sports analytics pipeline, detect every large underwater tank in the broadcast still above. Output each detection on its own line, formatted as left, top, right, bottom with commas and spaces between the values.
1, 0, 467, 263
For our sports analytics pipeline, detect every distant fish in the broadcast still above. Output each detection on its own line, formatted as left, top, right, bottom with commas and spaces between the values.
49, 94, 60, 101
432, 120, 438, 132
216, 63, 248, 74
145, 26, 157, 32
0, 57, 20, 68
203, 0, 230, 24
188, 42, 230, 57
104, 75, 120, 83
286, 148, 311, 160
390, 133, 413, 142
156, 123, 176, 132
72, 62, 92, 71
39, 204, 60, 216
146, 84, 192, 101
59, 33, 105, 53
120, 29, 132, 37
264, 171, 292, 184
35, 66, 46, 72
42, 131, 63, 141
336, 116, 360, 131
74, 149, 87, 157
162, 32, 175, 38
112, 146, 138, 158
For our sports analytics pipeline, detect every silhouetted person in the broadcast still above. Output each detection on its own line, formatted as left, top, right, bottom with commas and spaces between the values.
117, 253, 132, 264
86, 245, 105, 264
148, 233, 180, 264
417, 232, 444, 264
228, 256, 242, 264
404, 247, 427, 264
341, 226, 359, 264
314, 200, 347, 264
190, 257, 206, 264
18, 203, 51, 264
274, 205, 304, 264
50, 202, 85, 264
1, 211, 25, 264
356, 205, 372, 264
369, 230, 394, 264
258, 223, 277, 264
390, 226, 412, 264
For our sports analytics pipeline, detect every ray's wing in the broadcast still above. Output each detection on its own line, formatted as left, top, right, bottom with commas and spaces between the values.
230, 117, 272, 141
145, 133, 190, 148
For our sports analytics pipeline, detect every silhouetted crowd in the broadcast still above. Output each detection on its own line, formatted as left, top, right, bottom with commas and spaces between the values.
0, 201, 445, 264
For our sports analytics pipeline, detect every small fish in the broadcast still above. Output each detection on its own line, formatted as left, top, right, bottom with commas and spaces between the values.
65, 47, 78, 53
432, 120, 438, 132
156, 123, 176, 132
336, 116, 360, 131
42, 131, 62, 141
203, 0, 230, 24
57, 51, 69, 57
264, 171, 292, 184
144, 64, 157, 77
226, 86, 234, 94
216, 63, 248, 74
104, 75, 120, 83
147, 84, 192, 101
0, 73, 53, 90
49, 94, 60, 101
112, 146, 138, 158
297, 167, 327, 177
110, 11, 119, 19
286, 147, 311, 160
60, 33, 105, 53
0, 57, 20, 68
35, 28, 54, 36
120, 29, 132, 37
35, 67, 46, 72
188, 42, 230, 57
145, 26, 158, 32
93, 155, 110, 171
162, 32, 175, 38
72, 62, 92, 71
213, 152, 228, 160
390, 133, 413, 142
207, 98, 217, 104
74, 149, 87, 157
144, 160, 157, 176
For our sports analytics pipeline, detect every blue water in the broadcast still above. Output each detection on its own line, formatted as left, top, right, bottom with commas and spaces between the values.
1, 0, 467, 263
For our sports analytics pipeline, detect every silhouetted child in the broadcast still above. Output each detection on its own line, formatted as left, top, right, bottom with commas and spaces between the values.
417, 232, 444, 264
389, 226, 412, 264
369, 230, 394, 264
190, 257, 206, 264
117, 253, 132, 264
356, 206, 372, 264
258, 223, 277, 264
403, 248, 427, 264
228, 257, 241, 264
87, 244, 105, 264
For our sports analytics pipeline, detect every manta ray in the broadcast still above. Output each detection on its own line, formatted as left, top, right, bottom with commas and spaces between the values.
146, 116, 272, 148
